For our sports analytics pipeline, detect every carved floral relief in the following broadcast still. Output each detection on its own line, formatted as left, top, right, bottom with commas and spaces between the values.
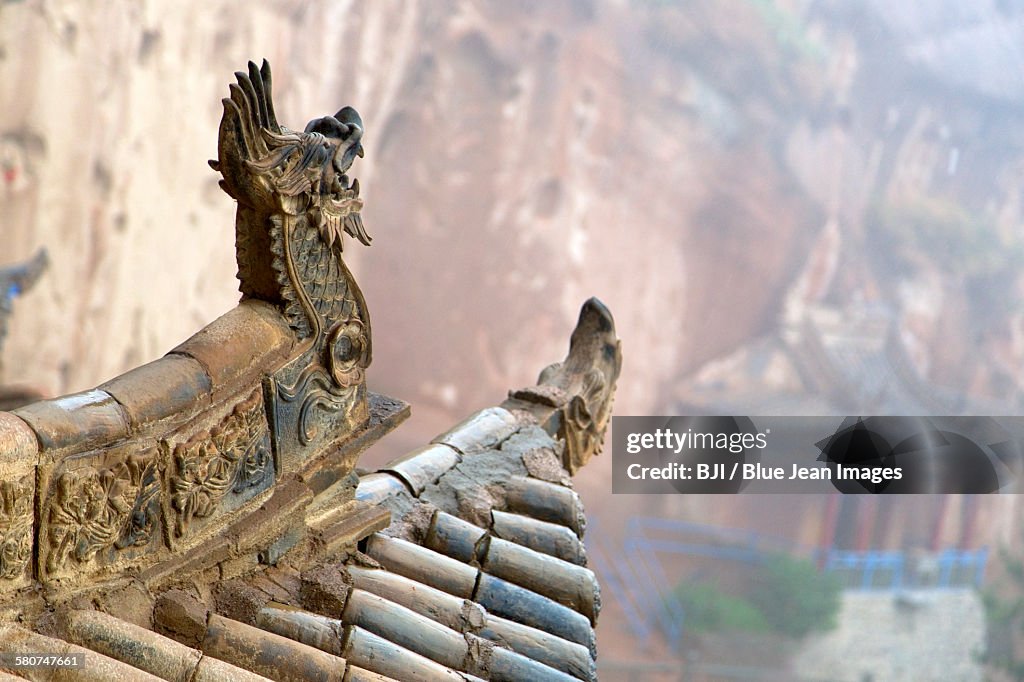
45, 451, 160, 574
169, 388, 274, 538
0, 475, 32, 580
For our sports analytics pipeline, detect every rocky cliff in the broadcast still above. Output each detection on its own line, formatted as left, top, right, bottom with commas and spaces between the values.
0, 0, 826, 433
3, 0, 1024, 455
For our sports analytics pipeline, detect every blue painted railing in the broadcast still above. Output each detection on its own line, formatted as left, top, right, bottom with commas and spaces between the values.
822, 547, 988, 590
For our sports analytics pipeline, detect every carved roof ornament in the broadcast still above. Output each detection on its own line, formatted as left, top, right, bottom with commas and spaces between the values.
510, 298, 623, 474
211, 60, 371, 365
211, 61, 373, 449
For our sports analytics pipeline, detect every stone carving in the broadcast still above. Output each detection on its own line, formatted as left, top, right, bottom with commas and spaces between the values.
277, 364, 353, 447
210, 60, 372, 457
115, 457, 162, 551
170, 388, 274, 537
45, 451, 160, 574
207, 59, 372, 462
513, 298, 622, 474
210, 60, 371, 357
0, 476, 32, 580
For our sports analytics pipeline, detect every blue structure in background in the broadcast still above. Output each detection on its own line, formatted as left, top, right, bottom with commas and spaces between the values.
823, 547, 988, 591
585, 515, 989, 648
0, 248, 48, 375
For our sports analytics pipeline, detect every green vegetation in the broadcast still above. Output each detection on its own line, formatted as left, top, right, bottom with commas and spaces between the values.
867, 197, 1023, 281
671, 553, 841, 639
746, 0, 827, 60
748, 553, 842, 637
673, 582, 771, 634
979, 546, 1024, 680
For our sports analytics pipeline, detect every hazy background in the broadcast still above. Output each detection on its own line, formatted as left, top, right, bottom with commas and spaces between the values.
3, 0, 1024, 679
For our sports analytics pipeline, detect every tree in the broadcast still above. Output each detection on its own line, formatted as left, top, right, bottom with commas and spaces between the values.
671, 552, 842, 639
747, 552, 842, 638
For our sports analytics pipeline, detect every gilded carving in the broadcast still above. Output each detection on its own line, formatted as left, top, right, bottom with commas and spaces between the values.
210, 60, 373, 459
0, 476, 32, 580
211, 61, 372, 367
170, 389, 273, 537
45, 452, 160, 573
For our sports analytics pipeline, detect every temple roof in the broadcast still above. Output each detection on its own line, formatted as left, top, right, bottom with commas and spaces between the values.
675, 300, 1006, 416
0, 395, 604, 681
0, 293, 616, 682
0, 61, 620, 681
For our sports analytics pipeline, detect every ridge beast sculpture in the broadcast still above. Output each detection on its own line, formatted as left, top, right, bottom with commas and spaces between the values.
211, 60, 375, 463
510, 298, 622, 474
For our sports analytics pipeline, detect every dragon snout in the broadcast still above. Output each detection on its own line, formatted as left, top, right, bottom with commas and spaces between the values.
334, 106, 363, 132
304, 106, 363, 144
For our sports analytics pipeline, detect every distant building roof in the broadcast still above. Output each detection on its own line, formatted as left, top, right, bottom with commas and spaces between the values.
675, 299, 1005, 416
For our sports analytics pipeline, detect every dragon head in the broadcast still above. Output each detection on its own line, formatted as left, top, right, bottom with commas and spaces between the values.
304, 106, 365, 185
212, 61, 371, 252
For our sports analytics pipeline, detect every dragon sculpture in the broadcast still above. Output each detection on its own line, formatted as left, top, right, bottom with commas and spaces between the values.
211, 61, 372, 446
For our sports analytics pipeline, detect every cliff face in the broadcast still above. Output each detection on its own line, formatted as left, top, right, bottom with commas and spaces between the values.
5, 0, 1022, 440
0, 1, 291, 394
0, 0, 824, 427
